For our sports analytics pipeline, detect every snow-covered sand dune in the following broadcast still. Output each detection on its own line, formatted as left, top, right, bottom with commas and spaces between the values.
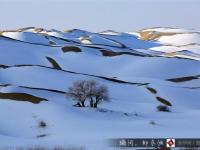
0, 27, 200, 149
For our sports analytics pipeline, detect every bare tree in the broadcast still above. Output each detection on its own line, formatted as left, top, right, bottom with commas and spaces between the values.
66, 80, 88, 107
84, 80, 109, 108
66, 80, 109, 108
93, 85, 109, 108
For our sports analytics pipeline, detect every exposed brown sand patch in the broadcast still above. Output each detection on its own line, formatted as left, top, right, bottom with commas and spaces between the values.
34, 28, 44, 33
163, 52, 178, 57
146, 87, 157, 94
61, 46, 82, 53
46, 56, 62, 70
139, 31, 177, 40
0, 27, 34, 32
156, 96, 172, 106
0, 92, 48, 104
17, 27, 35, 32
167, 76, 199, 83
100, 50, 146, 57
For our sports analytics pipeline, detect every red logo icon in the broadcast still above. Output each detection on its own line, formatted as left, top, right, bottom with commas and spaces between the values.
166, 139, 175, 148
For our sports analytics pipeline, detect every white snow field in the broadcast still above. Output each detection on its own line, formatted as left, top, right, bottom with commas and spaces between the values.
0, 27, 200, 149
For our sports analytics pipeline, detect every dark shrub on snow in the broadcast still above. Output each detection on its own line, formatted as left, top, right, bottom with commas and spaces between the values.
157, 105, 170, 112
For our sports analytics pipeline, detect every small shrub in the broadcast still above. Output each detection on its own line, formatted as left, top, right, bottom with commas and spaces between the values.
157, 105, 170, 112
124, 113, 129, 116
36, 134, 47, 138
134, 112, 139, 116
149, 120, 156, 125
38, 121, 47, 128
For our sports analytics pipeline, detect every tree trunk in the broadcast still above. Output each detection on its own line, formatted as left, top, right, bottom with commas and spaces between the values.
81, 101, 85, 107
90, 98, 94, 107
94, 98, 99, 108
94, 102, 98, 108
